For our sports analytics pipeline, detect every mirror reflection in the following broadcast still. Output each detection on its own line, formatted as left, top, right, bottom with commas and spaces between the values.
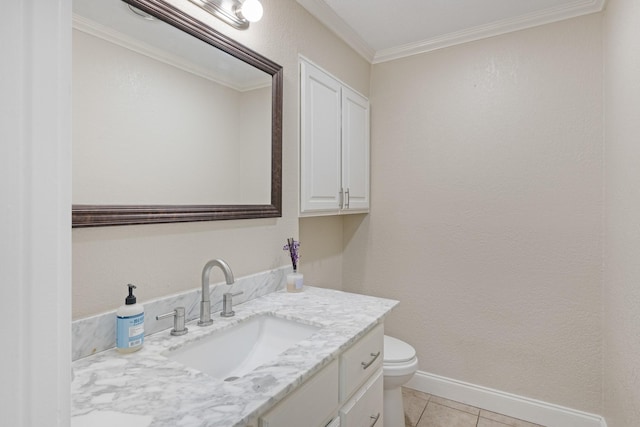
72, 0, 273, 207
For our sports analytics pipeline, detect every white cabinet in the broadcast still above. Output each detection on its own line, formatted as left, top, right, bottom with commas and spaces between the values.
340, 87, 370, 212
339, 324, 384, 427
258, 324, 384, 427
340, 369, 383, 427
300, 58, 370, 216
260, 359, 339, 427
339, 324, 384, 402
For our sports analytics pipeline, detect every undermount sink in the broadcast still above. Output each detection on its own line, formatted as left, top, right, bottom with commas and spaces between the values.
165, 315, 321, 381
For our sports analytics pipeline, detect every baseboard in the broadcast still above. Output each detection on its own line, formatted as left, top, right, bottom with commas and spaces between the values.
406, 371, 607, 427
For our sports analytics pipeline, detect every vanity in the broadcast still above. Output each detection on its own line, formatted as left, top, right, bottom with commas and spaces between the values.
71, 287, 397, 427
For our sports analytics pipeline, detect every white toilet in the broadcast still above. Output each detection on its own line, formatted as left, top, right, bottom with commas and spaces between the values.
383, 335, 419, 427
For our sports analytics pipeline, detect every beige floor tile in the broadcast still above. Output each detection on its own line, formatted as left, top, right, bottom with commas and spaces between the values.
402, 387, 431, 401
429, 395, 480, 416
402, 387, 430, 426
479, 410, 545, 427
416, 401, 478, 427
478, 418, 511, 427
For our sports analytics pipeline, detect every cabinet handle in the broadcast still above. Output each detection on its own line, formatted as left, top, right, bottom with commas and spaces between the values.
339, 188, 344, 209
361, 351, 381, 370
345, 188, 350, 209
369, 413, 381, 427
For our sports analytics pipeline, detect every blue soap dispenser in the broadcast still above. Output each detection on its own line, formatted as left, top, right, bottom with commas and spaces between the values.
116, 284, 144, 353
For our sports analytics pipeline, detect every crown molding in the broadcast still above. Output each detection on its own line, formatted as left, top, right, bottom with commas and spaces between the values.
298, 0, 606, 65
296, 0, 375, 62
374, 0, 606, 63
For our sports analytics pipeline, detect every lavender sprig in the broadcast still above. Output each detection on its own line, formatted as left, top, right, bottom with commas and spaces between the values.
283, 238, 301, 272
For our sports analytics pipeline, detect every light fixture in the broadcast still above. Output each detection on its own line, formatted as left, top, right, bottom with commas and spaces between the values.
188, 0, 263, 30
236, 0, 263, 23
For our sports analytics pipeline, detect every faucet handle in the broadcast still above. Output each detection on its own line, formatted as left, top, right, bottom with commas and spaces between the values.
220, 291, 243, 318
226, 291, 244, 297
156, 307, 188, 336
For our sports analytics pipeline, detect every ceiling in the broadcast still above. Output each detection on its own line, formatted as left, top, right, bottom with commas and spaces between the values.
296, 0, 606, 63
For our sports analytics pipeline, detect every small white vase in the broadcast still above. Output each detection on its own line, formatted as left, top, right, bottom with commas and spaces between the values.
286, 271, 304, 293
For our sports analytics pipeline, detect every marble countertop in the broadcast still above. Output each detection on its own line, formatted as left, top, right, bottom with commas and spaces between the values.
71, 287, 398, 427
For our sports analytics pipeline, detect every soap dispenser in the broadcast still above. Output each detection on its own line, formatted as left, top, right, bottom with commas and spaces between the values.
116, 284, 145, 353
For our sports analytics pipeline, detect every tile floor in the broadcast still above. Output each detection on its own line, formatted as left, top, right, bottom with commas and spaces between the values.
402, 388, 546, 427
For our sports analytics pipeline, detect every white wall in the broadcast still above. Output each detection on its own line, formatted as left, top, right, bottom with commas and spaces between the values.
1, 0, 72, 425
344, 14, 604, 414
603, 0, 640, 425
300, 215, 348, 290
72, 0, 370, 319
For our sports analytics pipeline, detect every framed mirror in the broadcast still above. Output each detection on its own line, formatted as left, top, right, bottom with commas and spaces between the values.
72, 0, 282, 227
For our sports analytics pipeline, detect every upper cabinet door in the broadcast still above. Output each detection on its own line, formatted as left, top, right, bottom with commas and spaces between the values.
341, 87, 370, 212
300, 60, 342, 213
300, 58, 370, 216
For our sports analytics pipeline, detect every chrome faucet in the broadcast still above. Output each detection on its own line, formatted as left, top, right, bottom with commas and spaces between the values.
199, 258, 234, 326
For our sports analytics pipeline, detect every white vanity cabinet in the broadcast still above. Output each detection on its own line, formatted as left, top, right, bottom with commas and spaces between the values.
258, 324, 384, 427
339, 323, 384, 427
300, 58, 370, 216
340, 369, 383, 427
259, 359, 339, 427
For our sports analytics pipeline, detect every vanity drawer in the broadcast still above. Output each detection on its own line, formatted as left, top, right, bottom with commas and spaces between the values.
260, 359, 339, 427
340, 368, 383, 427
340, 323, 384, 402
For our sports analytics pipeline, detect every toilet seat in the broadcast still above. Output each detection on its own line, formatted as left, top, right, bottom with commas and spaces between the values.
384, 335, 416, 364
383, 355, 418, 377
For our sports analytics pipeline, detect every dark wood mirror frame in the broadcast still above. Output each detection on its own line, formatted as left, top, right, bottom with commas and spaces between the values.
72, 0, 282, 227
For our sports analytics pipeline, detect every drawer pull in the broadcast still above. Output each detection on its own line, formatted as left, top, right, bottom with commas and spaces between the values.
369, 413, 381, 427
361, 351, 381, 370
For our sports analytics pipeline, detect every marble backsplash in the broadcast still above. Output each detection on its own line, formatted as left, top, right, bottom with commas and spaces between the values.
72, 265, 290, 361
